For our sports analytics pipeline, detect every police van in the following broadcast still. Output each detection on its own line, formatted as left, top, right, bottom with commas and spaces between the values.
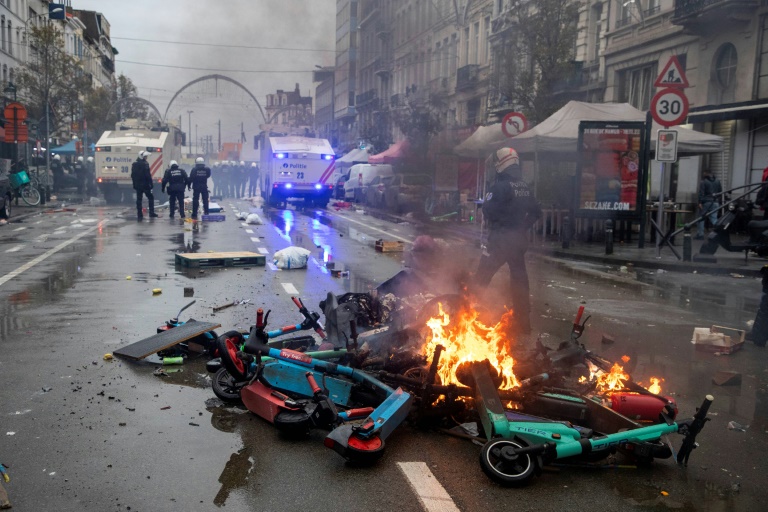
259, 136, 336, 208
94, 119, 182, 204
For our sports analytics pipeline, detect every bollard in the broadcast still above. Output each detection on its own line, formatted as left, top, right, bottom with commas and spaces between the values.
562, 215, 571, 249
683, 225, 692, 261
605, 219, 614, 255
38, 184, 46, 205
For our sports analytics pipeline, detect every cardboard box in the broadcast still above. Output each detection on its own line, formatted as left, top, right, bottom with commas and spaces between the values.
691, 325, 745, 354
375, 239, 405, 252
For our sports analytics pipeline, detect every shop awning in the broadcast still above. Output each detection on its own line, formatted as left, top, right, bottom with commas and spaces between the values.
688, 100, 768, 123
51, 140, 78, 155
369, 139, 410, 164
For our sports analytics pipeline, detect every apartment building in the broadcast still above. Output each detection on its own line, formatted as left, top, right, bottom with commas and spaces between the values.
334, 0, 359, 151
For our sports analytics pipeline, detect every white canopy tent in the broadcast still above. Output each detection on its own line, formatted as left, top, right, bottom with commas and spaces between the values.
454, 101, 724, 158
335, 147, 370, 170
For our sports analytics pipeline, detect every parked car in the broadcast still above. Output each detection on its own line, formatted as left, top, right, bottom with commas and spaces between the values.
334, 173, 348, 200
364, 175, 394, 208
384, 173, 433, 213
344, 164, 394, 202
0, 174, 11, 220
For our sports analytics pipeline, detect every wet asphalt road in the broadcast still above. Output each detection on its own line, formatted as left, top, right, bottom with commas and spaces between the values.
0, 198, 767, 511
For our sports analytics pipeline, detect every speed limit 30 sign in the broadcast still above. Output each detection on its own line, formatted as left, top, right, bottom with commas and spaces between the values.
651, 88, 689, 127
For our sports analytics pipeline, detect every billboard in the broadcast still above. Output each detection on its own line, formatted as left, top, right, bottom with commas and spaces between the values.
576, 121, 646, 219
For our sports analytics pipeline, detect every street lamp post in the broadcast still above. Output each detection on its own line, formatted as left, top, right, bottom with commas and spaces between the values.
187, 110, 194, 155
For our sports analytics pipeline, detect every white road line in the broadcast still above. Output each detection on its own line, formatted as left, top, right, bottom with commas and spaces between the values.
250, 237, 260, 242
241, 222, 249, 227
257, 247, 269, 254
12, 226, 25, 232
245, 229, 254, 234
326, 212, 413, 244
281, 282, 299, 295
267, 262, 278, 271
0, 220, 109, 287
5, 245, 24, 253
397, 462, 460, 512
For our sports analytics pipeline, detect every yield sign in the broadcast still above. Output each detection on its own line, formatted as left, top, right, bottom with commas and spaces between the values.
654, 55, 689, 89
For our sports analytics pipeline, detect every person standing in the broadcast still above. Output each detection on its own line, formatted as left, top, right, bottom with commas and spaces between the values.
211, 161, 220, 198
473, 147, 541, 339
220, 160, 231, 198
161, 160, 188, 219
696, 170, 723, 239
237, 160, 248, 198
747, 264, 768, 347
248, 162, 259, 197
131, 151, 157, 220
51, 154, 63, 193
73, 156, 87, 196
189, 157, 211, 219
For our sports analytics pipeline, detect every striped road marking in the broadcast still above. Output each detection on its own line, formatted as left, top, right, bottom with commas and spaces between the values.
0, 220, 109, 287
5, 245, 24, 253
281, 282, 299, 295
250, 237, 260, 242
12, 227, 26, 232
245, 229, 254, 234
397, 462, 460, 512
257, 247, 269, 254
241, 222, 249, 227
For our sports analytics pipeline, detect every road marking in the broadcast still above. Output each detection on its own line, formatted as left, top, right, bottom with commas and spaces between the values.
241, 222, 249, 227
281, 282, 299, 295
12, 226, 26, 232
397, 462, 460, 512
5, 245, 24, 253
267, 262, 278, 271
257, 247, 269, 254
250, 237, 260, 242
0, 220, 109, 287
326, 212, 413, 244
245, 229, 254, 234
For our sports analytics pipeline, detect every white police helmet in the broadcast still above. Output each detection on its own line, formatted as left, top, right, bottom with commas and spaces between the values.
494, 147, 520, 174
196, 157, 204, 164
170, 160, 178, 167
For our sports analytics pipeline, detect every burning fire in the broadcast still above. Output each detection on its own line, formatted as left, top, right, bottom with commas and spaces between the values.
641, 377, 663, 395
424, 303, 519, 390
582, 356, 664, 395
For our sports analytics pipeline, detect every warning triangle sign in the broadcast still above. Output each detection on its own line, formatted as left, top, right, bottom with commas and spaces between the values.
655, 55, 689, 88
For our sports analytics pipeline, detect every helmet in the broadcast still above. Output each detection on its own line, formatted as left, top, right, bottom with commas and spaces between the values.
77, 156, 84, 162
213, 161, 219, 167
239, 161, 245, 166
140, 150, 149, 159
87, 156, 94, 163
53, 154, 61, 161
195, 157, 204, 164
494, 147, 520, 174
170, 160, 178, 167
251, 162, 257, 167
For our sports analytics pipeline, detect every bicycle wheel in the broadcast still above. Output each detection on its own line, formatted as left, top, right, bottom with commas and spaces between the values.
20, 185, 41, 206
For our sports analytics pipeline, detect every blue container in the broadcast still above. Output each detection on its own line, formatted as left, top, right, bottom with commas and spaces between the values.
9, 171, 30, 188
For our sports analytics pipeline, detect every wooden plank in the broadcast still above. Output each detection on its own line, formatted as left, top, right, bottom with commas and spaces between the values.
375, 239, 405, 252
175, 252, 266, 268
113, 320, 221, 360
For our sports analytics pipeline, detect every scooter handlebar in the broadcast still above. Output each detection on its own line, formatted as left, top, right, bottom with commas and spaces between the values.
676, 394, 714, 465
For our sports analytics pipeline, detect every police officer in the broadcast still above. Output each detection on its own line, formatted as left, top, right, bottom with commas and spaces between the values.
473, 147, 541, 339
74, 156, 87, 195
211, 161, 220, 198
131, 150, 157, 220
161, 160, 188, 219
189, 157, 211, 219
248, 162, 259, 197
220, 160, 231, 198
85, 156, 97, 196
237, 160, 247, 198
51, 154, 64, 193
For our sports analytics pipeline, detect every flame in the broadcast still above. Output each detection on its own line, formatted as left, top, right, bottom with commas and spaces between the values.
642, 377, 663, 395
424, 303, 519, 390
594, 362, 630, 394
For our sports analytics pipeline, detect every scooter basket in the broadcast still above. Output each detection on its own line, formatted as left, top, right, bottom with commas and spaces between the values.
9, 171, 30, 188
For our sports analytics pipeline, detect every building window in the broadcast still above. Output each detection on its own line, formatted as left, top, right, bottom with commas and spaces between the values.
645, 0, 661, 17
715, 43, 737, 89
473, 22, 479, 65
435, 42, 441, 78
617, 0, 632, 28
1, 18, 5, 52
7, 20, 11, 56
484, 16, 490, 64
463, 27, 470, 66
617, 64, 656, 110
2, 65, 6, 83
451, 33, 458, 75
591, 4, 603, 62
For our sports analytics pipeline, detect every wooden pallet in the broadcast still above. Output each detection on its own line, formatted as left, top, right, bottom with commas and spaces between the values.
201, 214, 226, 222
375, 239, 405, 252
175, 251, 266, 268
114, 320, 221, 360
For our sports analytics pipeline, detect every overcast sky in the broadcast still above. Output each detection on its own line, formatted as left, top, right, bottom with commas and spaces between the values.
73, 0, 336, 143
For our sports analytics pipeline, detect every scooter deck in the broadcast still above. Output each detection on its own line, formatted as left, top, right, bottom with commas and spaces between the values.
114, 320, 221, 360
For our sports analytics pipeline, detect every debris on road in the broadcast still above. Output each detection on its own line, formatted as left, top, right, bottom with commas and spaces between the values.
153, 368, 169, 377
727, 421, 748, 432
103, 353, 113, 361
375, 239, 405, 253
160, 406, 171, 410
273, 246, 311, 269
713, 371, 742, 386
162, 356, 184, 366
184, 287, 194, 297
125, 276, 132, 280
152, 288, 162, 295
245, 213, 263, 225
691, 325, 745, 354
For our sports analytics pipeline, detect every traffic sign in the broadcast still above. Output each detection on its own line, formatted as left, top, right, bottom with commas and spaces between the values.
501, 111, 528, 138
654, 55, 689, 89
3, 101, 27, 121
656, 129, 679, 162
651, 88, 689, 127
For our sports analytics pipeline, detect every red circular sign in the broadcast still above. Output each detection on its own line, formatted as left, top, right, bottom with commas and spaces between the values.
650, 88, 689, 127
4, 101, 27, 121
501, 112, 528, 137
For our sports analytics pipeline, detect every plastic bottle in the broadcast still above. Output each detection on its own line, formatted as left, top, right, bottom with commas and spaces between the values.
162, 356, 184, 365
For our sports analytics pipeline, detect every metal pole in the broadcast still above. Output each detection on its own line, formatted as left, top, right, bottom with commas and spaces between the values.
45, 98, 50, 200
655, 162, 665, 258
187, 110, 193, 155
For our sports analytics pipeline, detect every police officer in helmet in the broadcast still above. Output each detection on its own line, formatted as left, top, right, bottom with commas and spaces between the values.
189, 157, 211, 219
73, 155, 87, 196
473, 147, 541, 341
131, 151, 157, 220
162, 160, 188, 219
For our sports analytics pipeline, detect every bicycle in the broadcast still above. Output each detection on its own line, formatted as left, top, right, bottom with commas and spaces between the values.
8, 169, 41, 206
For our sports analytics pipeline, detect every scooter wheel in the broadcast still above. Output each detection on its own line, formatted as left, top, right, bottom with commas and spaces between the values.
216, 331, 248, 381
480, 438, 536, 487
211, 368, 242, 403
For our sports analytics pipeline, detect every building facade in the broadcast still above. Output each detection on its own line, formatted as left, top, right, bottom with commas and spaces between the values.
263, 83, 313, 136
334, 0, 359, 151
313, 66, 336, 145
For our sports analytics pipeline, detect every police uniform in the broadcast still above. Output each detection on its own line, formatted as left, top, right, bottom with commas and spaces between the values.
474, 148, 541, 336
161, 163, 188, 218
131, 154, 157, 219
189, 163, 211, 218
73, 159, 87, 195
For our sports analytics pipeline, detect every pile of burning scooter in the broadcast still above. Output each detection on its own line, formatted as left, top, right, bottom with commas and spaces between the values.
142, 291, 713, 487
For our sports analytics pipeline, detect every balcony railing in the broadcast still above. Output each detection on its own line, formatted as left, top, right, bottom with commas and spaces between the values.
355, 89, 377, 107
673, 0, 758, 24
374, 59, 392, 78
375, 19, 391, 38
456, 64, 479, 91
643, 5, 661, 17
615, 15, 633, 28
